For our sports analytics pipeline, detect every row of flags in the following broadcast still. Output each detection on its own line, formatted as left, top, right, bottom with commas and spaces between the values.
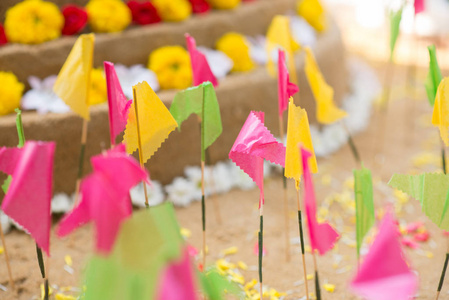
2, 9, 446, 299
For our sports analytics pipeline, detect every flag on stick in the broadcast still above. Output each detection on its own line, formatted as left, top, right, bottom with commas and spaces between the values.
432, 78, 449, 146
185, 34, 218, 87
278, 49, 299, 117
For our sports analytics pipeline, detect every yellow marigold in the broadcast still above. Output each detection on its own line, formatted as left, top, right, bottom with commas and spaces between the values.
148, 46, 192, 90
297, 0, 328, 32
216, 32, 255, 72
152, 0, 191, 22
4, 0, 63, 44
86, 0, 131, 33
88, 68, 107, 105
0, 72, 24, 116
207, 0, 241, 10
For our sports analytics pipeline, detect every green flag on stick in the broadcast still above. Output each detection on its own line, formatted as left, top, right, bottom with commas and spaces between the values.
199, 268, 241, 300
170, 81, 222, 161
425, 45, 443, 106
354, 166, 375, 259
389, 7, 403, 62
388, 173, 449, 230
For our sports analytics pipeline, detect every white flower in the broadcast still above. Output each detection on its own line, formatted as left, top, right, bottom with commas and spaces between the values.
130, 181, 164, 208
228, 161, 255, 190
21, 76, 71, 114
210, 162, 234, 194
51, 193, 74, 214
197, 46, 233, 79
289, 15, 317, 48
246, 35, 268, 65
165, 177, 197, 207
0, 210, 11, 234
114, 64, 160, 99
184, 165, 212, 200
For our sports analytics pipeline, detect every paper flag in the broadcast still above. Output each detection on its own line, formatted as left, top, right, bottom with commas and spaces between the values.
156, 248, 198, 300
104, 61, 132, 144
83, 203, 184, 300
170, 82, 222, 161
388, 173, 449, 230
432, 77, 449, 146
124, 81, 178, 163
389, 7, 403, 61
414, 0, 425, 15
297, 0, 327, 32
53, 33, 94, 120
301, 147, 339, 255
186, 33, 218, 87
0, 141, 55, 255
229, 111, 286, 206
57, 144, 149, 254
278, 49, 299, 116
199, 268, 240, 300
266, 15, 298, 77
304, 47, 347, 124
350, 212, 418, 300
285, 98, 317, 187
425, 45, 443, 107
354, 167, 375, 259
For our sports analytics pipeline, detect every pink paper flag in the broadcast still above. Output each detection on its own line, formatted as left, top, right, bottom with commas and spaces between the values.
278, 50, 299, 116
104, 61, 132, 144
57, 144, 149, 254
157, 248, 198, 300
350, 211, 418, 300
414, 0, 424, 14
0, 141, 55, 256
229, 111, 285, 206
301, 147, 339, 255
185, 33, 218, 87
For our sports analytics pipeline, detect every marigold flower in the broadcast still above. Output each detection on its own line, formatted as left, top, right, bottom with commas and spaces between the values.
216, 32, 255, 72
88, 68, 107, 105
296, 0, 327, 32
152, 0, 192, 22
208, 0, 241, 9
86, 0, 131, 33
0, 72, 24, 116
148, 46, 192, 90
4, 0, 64, 44
61, 5, 88, 35
127, 1, 161, 25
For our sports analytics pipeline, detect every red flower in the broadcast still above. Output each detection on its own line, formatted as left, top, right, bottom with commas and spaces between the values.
127, 1, 161, 25
188, 0, 211, 14
0, 24, 7, 46
61, 5, 88, 35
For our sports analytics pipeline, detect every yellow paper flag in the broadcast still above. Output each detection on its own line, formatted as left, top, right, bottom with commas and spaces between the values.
124, 81, 178, 163
285, 98, 317, 188
266, 15, 299, 80
304, 47, 347, 124
53, 34, 94, 120
432, 77, 449, 146
297, 0, 328, 32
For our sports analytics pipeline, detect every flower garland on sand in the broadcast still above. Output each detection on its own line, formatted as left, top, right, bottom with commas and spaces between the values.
4, 0, 64, 44
86, 0, 132, 33
148, 45, 192, 89
0, 72, 24, 116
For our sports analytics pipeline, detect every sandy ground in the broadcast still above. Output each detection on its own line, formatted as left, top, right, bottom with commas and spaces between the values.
1, 60, 449, 300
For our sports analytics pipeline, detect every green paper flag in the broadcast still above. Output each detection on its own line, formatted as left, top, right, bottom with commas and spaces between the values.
354, 167, 375, 259
170, 82, 223, 161
83, 203, 184, 300
388, 173, 449, 230
389, 7, 403, 61
425, 45, 443, 106
200, 268, 241, 300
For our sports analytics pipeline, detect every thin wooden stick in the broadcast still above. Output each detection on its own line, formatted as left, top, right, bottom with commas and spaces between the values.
296, 186, 310, 300
259, 201, 264, 299
201, 160, 206, 269
312, 250, 322, 300
74, 118, 89, 205
132, 87, 149, 208
279, 115, 291, 262
205, 148, 222, 224
0, 221, 14, 290
342, 123, 362, 167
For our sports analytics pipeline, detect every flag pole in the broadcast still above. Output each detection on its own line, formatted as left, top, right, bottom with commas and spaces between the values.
295, 185, 310, 300
312, 250, 322, 300
74, 118, 88, 205
205, 148, 222, 224
342, 123, 362, 167
258, 196, 264, 299
132, 87, 150, 208
201, 159, 206, 269
0, 221, 14, 290
279, 115, 291, 262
